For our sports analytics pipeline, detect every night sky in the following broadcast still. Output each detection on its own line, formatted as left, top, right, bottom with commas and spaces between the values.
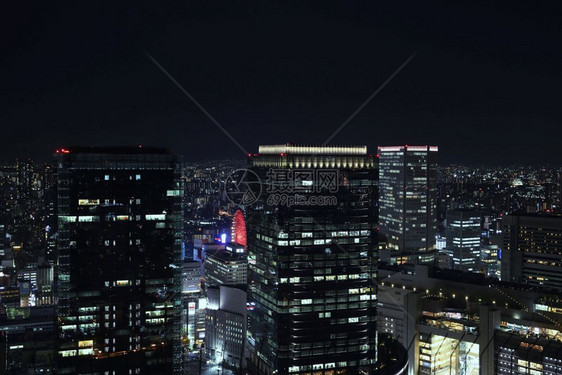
2, 1, 561, 165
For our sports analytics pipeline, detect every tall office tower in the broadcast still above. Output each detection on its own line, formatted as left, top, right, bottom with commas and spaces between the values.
502, 213, 562, 290
378, 145, 438, 265
445, 210, 481, 272
54, 147, 183, 374
246, 144, 378, 375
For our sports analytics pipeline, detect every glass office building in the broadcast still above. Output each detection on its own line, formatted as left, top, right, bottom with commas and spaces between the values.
245, 144, 378, 375
54, 147, 183, 374
378, 145, 438, 265
445, 210, 481, 272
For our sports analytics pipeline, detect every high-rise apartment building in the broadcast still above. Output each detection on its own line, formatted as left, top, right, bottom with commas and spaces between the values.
445, 210, 481, 272
501, 214, 562, 290
246, 144, 378, 375
54, 147, 183, 374
378, 145, 438, 265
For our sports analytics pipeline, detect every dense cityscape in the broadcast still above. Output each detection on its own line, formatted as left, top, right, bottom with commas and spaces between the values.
4, 2, 561, 374
0, 145, 561, 374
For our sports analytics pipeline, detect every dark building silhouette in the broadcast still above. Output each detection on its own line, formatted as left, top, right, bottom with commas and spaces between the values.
54, 147, 183, 374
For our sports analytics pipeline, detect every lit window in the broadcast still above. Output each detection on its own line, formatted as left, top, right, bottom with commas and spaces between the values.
146, 214, 166, 221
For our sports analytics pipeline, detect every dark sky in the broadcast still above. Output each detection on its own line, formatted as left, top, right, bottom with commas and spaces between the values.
2, 1, 561, 165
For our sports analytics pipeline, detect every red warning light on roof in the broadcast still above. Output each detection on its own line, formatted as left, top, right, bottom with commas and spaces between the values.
56, 148, 70, 154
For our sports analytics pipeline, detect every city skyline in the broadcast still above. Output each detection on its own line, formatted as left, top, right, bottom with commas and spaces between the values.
3, 144, 562, 168
2, 1, 562, 374
0, 143, 561, 374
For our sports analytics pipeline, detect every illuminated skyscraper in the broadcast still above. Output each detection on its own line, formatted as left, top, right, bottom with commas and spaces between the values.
445, 210, 481, 272
378, 145, 438, 265
54, 147, 183, 374
246, 144, 378, 375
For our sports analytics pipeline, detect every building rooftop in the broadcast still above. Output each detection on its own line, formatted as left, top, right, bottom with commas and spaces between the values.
207, 249, 247, 263
258, 144, 367, 155
378, 145, 438, 152
506, 212, 562, 219
54, 146, 171, 155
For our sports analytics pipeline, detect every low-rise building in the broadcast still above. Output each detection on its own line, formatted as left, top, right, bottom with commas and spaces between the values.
378, 264, 562, 374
